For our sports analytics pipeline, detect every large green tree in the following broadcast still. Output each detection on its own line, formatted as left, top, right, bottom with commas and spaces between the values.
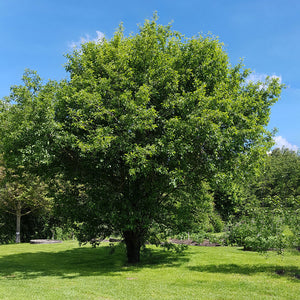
1, 17, 282, 262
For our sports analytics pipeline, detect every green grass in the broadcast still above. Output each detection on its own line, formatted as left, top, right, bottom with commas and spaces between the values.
0, 241, 299, 299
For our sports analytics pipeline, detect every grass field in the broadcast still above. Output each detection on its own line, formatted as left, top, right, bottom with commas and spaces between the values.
0, 241, 299, 299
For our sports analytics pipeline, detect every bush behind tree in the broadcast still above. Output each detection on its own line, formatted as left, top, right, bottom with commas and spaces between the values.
227, 207, 299, 252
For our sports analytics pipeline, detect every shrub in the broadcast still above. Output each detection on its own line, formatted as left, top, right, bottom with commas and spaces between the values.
227, 209, 294, 253
284, 208, 300, 249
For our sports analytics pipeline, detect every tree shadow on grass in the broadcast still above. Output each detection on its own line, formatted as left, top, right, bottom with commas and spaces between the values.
0, 243, 189, 280
188, 264, 300, 282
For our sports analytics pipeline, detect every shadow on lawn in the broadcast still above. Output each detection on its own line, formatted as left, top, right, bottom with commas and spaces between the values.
0, 244, 189, 280
188, 264, 300, 281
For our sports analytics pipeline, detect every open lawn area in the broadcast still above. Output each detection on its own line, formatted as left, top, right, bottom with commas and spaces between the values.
0, 241, 299, 299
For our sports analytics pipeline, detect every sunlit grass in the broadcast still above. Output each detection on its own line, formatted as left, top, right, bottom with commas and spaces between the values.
0, 241, 299, 299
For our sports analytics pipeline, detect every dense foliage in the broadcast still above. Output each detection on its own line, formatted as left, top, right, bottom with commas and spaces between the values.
254, 148, 300, 209
227, 148, 300, 251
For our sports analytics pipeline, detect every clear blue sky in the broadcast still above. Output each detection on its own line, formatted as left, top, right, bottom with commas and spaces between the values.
1, 0, 299, 150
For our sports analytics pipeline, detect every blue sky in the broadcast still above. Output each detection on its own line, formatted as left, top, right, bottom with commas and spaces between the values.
0, 0, 299, 150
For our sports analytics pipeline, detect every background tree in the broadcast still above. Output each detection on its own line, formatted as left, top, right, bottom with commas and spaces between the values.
0, 69, 57, 172
0, 70, 56, 243
0, 166, 52, 243
0, 17, 283, 262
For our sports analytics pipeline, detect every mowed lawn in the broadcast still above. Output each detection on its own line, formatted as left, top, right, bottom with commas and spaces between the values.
0, 241, 299, 300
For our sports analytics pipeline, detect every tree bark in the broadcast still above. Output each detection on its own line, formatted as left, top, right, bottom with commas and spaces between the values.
16, 203, 21, 243
123, 230, 142, 264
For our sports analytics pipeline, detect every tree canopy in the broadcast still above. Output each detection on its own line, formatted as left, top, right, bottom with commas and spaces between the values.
0, 17, 283, 262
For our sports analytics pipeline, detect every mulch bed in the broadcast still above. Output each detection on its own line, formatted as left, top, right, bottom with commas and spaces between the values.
103, 238, 222, 247
169, 238, 221, 247
30, 239, 62, 244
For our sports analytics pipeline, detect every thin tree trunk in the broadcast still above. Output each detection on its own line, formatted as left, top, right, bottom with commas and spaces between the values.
16, 203, 21, 243
123, 230, 142, 264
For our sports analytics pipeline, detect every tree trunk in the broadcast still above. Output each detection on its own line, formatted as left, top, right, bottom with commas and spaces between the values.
123, 230, 142, 264
16, 203, 21, 243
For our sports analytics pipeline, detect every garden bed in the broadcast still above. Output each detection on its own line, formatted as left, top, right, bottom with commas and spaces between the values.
30, 239, 62, 244
170, 238, 221, 247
